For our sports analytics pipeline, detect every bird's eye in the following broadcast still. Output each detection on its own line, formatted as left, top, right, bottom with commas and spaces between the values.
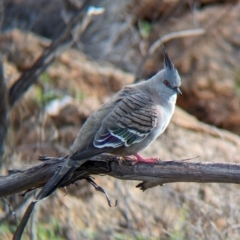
164, 80, 170, 87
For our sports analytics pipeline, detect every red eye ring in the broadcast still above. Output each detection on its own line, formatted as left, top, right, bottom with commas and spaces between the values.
164, 80, 170, 87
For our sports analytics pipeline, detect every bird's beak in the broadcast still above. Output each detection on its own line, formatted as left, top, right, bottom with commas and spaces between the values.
175, 87, 182, 95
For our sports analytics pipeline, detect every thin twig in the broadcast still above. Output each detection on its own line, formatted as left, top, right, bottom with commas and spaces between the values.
135, 28, 205, 80
2, 197, 18, 224
86, 176, 117, 207
29, 191, 38, 240
12, 201, 37, 240
151, 29, 205, 55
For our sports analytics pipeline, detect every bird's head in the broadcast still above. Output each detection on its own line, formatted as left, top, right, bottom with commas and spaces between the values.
155, 45, 182, 97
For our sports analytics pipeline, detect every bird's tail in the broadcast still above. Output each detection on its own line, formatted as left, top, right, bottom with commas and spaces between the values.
36, 147, 106, 201
36, 158, 86, 201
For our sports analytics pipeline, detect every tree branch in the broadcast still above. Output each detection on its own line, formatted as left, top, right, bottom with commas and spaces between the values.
0, 58, 8, 165
8, 0, 102, 107
1, 154, 240, 198
135, 28, 205, 81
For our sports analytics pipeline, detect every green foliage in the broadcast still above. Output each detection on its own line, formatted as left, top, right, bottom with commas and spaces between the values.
70, 87, 88, 102
40, 72, 51, 84
114, 233, 152, 240
35, 72, 61, 105
38, 72, 88, 104
79, 229, 153, 240
0, 222, 15, 239
35, 217, 64, 240
35, 86, 60, 105
138, 20, 153, 38
0, 218, 65, 240
235, 69, 240, 95
80, 229, 97, 239
169, 203, 189, 240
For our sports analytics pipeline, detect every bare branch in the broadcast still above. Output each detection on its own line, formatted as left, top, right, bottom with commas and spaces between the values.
0, 0, 4, 31
3, 154, 240, 240
135, 28, 205, 80
150, 28, 205, 56
1, 155, 240, 198
12, 201, 37, 240
0, 58, 8, 164
8, 0, 103, 107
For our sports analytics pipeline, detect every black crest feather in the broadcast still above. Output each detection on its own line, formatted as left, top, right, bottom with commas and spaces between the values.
161, 44, 174, 71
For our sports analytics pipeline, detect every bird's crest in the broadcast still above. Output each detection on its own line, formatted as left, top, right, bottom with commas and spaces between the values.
161, 44, 174, 71
160, 41, 181, 91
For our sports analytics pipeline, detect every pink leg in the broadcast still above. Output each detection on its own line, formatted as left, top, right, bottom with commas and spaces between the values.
134, 153, 160, 163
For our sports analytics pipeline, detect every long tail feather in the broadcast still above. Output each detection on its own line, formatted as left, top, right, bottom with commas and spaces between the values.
36, 159, 86, 200
36, 148, 105, 201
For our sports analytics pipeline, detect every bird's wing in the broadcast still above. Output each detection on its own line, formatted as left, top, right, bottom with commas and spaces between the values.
93, 89, 158, 148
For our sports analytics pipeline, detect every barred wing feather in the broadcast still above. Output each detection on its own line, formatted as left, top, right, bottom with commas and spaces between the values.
93, 91, 158, 148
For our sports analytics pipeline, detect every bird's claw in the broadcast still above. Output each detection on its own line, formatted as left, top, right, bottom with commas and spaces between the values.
134, 153, 160, 163
125, 154, 160, 164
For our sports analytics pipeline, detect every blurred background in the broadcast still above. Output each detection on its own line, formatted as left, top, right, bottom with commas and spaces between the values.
0, 0, 240, 239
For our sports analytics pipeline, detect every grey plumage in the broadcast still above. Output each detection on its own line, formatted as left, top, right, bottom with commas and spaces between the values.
36, 46, 181, 200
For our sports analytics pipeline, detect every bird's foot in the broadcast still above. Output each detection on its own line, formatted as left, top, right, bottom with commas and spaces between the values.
134, 153, 160, 163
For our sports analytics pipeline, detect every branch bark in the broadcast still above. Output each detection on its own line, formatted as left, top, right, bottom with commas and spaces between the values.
0, 58, 8, 165
1, 154, 240, 198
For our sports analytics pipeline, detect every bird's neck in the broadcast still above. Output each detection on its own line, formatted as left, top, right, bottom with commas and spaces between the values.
141, 79, 177, 107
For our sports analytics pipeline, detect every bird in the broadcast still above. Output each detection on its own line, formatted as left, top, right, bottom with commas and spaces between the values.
36, 46, 181, 201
